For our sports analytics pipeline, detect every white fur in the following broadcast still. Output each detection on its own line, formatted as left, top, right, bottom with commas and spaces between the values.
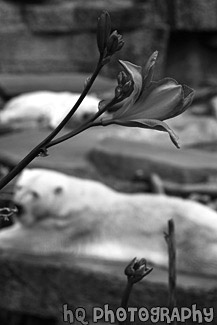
0, 91, 100, 129
1, 168, 217, 276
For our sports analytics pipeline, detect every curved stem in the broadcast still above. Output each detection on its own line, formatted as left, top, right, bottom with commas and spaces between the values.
47, 121, 102, 148
0, 58, 104, 191
47, 97, 117, 148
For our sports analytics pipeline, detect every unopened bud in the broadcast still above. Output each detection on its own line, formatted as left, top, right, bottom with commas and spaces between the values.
116, 38, 124, 52
97, 11, 111, 55
115, 72, 134, 100
107, 30, 124, 55
125, 257, 153, 284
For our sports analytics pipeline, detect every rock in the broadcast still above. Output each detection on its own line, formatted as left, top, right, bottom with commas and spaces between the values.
102, 25, 169, 80
0, 95, 5, 110
25, 1, 147, 33
0, 127, 103, 180
0, 73, 116, 98
89, 136, 217, 184
0, 91, 100, 129
175, 0, 217, 30
209, 96, 217, 118
99, 113, 217, 148
0, 1, 169, 77
0, 251, 216, 325
0, 30, 98, 74
0, 1, 25, 31
193, 87, 217, 104
1, 168, 217, 277
190, 102, 211, 116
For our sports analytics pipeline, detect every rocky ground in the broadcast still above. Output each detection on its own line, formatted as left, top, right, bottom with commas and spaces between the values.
1, 85, 217, 324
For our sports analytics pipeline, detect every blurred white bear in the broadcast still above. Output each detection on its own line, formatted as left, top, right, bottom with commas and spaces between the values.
0, 91, 100, 129
1, 168, 217, 277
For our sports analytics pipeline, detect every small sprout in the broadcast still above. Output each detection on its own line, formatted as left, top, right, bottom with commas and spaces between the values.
125, 257, 153, 284
38, 148, 49, 157
84, 76, 91, 89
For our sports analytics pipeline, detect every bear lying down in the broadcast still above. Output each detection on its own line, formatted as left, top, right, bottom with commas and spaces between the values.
1, 168, 217, 277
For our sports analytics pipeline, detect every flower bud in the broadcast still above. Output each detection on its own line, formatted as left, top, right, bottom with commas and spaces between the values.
125, 257, 153, 284
97, 11, 111, 55
115, 71, 134, 101
107, 30, 124, 55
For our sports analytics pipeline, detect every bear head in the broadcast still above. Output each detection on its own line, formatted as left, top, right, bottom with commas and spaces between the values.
13, 168, 67, 227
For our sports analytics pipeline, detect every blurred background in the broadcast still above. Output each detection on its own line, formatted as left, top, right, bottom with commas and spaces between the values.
1, 0, 217, 87
0, 1, 217, 324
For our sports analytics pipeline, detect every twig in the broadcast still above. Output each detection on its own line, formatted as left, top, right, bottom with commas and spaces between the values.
121, 258, 153, 325
0, 59, 104, 191
165, 219, 177, 324
47, 97, 118, 148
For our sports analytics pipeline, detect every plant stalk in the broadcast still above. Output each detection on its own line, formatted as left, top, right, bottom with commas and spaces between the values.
167, 219, 177, 324
0, 59, 104, 191
47, 97, 117, 148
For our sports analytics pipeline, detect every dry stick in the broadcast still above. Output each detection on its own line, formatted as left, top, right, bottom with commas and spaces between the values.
0, 59, 104, 191
165, 219, 177, 324
121, 280, 133, 311
119, 280, 133, 325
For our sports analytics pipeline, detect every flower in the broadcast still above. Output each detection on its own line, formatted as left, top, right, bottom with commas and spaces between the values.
101, 51, 195, 148
125, 257, 153, 284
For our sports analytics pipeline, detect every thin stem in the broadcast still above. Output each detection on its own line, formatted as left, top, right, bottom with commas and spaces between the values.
121, 280, 133, 309
166, 219, 177, 325
47, 97, 117, 148
0, 59, 104, 191
119, 280, 133, 325
47, 121, 102, 148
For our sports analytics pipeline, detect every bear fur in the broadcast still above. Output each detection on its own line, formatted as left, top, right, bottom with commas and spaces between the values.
1, 168, 217, 277
0, 91, 100, 129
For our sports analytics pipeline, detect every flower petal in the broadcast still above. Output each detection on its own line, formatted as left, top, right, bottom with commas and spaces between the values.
142, 51, 158, 89
182, 84, 195, 109
110, 118, 180, 148
118, 60, 143, 103
120, 78, 184, 121
109, 62, 142, 119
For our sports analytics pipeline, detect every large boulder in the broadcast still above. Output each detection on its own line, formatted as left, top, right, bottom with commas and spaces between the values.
99, 113, 217, 148
89, 135, 217, 184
